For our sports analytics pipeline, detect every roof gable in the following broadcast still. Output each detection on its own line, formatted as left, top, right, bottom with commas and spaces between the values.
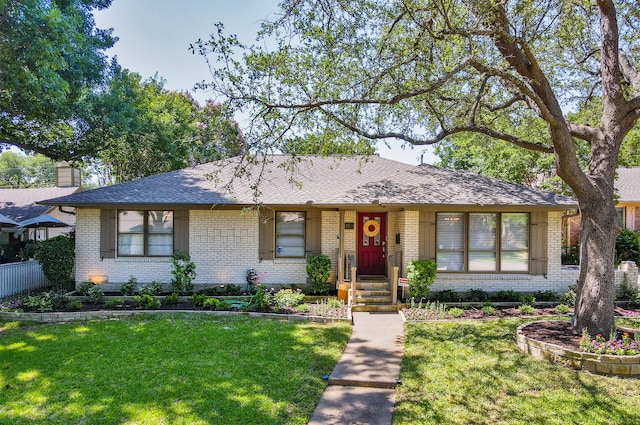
0, 187, 80, 221
39, 155, 577, 208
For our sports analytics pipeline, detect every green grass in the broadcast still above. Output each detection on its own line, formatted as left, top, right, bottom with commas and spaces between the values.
0, 314, 350, 425
395, 318, 640, 425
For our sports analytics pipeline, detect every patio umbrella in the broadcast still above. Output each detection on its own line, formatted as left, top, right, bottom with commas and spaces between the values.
18, 214, 68, 228
0, 213, 19, 227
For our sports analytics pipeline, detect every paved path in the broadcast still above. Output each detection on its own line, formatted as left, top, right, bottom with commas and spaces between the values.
308, 311, 404, 425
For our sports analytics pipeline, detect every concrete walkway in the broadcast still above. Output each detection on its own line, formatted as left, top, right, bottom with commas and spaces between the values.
308, 311, 404, 425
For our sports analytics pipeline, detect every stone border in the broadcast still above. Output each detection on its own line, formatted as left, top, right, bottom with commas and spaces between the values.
517, 321, 640, 378
0, 309, 351, 325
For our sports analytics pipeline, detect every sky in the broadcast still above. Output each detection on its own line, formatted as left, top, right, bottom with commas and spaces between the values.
92, 0, 436, 165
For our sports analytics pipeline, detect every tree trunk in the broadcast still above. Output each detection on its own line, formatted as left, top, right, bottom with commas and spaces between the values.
573, 198, 618, 337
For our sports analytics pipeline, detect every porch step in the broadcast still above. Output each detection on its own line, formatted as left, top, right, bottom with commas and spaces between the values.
355, 295, 393, 304
356, 282, 390, 290
356, 290, 391, 297
351, 304, 399, 312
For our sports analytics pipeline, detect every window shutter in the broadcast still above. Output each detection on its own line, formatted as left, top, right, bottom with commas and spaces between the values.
530, 211, 548, 275
305, 208, 321, 255
419, 211, 436, 261
173, 209, 189, 254
258, 209, 274, 261
100, 209, 116, 259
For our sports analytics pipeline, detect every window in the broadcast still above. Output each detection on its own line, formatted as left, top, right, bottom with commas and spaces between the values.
275, 212, 306, 258
436, 212, 529, 272
118, 210, 173, 256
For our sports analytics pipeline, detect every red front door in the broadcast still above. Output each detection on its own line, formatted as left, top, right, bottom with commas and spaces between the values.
357, 213, 386, 275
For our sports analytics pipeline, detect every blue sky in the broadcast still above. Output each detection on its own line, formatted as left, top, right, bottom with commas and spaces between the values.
93, 0, 435, 165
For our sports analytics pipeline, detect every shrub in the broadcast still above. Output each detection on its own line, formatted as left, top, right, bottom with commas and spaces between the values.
448, 307, 465, 318
67, 300, 82, 311
191, 293, 207, 308
222, 284, 242, 296
170, 252, 196, 294
120, 277, 137, 296
407, 259, 437, 299
435, 289, 458, 302
46, 290, 70, 310
533, 290, 558, 302
466, 288, 490, 302
24, 294, 52, 312
87, 285, 104, 305
296, 304, 310, 313
105, 298, 121, 309
273, 288, 305, 311
493, 290, 520, 302
619, 274, 639, 300
165, 293, 179, 304
203, 298, 221, 310
33, 236, 74, 289
251, 285, 273, 310
520, 294, 536, 306
616, 228, 640, 264
558, 283, 577, 307
77, 281, 95, 296
482, 305, 496, 316
327, 298, 343, 308
519, 304, 535, 315
306, 254, 332, 294
555, 304, 571, 314
133, 294, 161, 309
139, 281, 163, 296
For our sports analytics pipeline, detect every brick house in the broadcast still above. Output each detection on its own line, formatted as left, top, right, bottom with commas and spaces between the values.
42, 155, 606, 305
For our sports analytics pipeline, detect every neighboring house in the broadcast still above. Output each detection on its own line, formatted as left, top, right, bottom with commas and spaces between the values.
0, 163, 80, 262
565, 166, 640, 251
41, 155, 601, 306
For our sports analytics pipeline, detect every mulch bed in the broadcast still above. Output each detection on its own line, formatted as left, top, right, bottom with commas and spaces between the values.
520, 320, 582, 351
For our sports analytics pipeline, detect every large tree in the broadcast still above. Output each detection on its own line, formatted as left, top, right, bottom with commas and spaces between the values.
0, 152, 57, 188
86, 66, 243, 184
195, 0, 640, 336
0, 0, 115, 159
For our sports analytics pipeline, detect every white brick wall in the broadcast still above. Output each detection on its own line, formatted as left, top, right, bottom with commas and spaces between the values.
402, 210, 420, 266
322, 210, 340, 282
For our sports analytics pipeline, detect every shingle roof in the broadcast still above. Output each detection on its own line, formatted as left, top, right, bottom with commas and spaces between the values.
0, 187, 80, 221
39, 155, 577, 208
616, 167, 640, 202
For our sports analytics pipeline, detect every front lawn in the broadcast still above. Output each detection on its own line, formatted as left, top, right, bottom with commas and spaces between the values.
395, 318, 640, 425
0, 314, 350, 425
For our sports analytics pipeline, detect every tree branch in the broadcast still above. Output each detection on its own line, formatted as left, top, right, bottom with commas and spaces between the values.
619, 50, 640, 96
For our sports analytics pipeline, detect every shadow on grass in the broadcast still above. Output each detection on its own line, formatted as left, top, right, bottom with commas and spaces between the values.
0, 314, 350, 425
395, 318, 640, 425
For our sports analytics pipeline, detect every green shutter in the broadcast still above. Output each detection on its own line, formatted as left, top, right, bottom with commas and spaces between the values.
419, 211, 436, 261
530, 211, 548, 275
258, 209, 274, 261
173, 210, 189, 254
100, 209, 116, 259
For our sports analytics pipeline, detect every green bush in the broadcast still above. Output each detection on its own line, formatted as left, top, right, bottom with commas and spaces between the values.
170, 252, 196, 294
306, 254, 332, 294
296, 304, 310, 313
493, 290, 520, 302
520, 294, 536, 306
558, 284, 577, 307
520, 304, 535, 315
87, 285, 104, 305
407, 259, 437, 299
33, 236, 75, 289
120, 277, 137, 296
482, 305, 496, 316
203, 298, 221, 310
448, 307, 465, 318
435, 289, 458, 302
67, 300, 82, 311
139, 281, 163, 296
165, 293, 179, 304
133, 294, 161, 309
77, 281, 95, 296
105, 298, 121, 309
533, 290, 558, 302
616, 228, 640, 264
555, 304, 571, 314
466, 288, 490, 302
191, 293, 207, 308
273, 288, 305, 311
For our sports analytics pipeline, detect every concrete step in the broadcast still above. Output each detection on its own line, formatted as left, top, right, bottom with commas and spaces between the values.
351, 304, 399, 312
355, 295, 393, 304
356, 282, 390, 290
356, 290, 391, 297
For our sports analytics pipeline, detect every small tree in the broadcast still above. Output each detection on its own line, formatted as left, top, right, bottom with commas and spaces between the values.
33, 236, 74, 290
170, 252, 196, 294
407, 260, 437, 300
306, 254, 332, 294
616, 229, 640, 265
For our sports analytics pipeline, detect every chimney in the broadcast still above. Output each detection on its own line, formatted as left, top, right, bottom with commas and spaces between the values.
55, 162, 81, 187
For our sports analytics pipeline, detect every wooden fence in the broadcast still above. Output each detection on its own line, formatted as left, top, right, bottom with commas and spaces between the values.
0, 261, 49, 298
